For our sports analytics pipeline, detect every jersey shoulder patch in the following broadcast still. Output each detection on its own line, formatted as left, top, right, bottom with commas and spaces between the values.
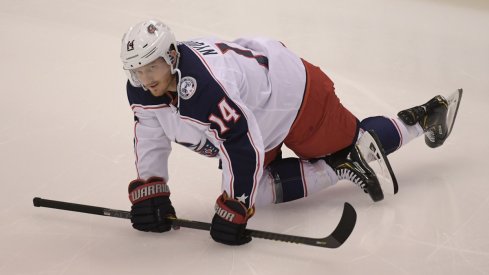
178, 76, 198, 100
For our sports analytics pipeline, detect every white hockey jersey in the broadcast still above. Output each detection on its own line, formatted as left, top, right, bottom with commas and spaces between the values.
127, 37, 306, 207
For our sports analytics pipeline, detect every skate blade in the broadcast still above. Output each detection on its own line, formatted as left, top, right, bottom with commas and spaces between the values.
446, 89, 463, 136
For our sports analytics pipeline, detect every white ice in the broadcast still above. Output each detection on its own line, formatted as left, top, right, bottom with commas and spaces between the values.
1, 0, 488, 274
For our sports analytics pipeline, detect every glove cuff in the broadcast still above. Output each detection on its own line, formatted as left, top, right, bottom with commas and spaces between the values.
128, 179, 170, 204
214, 192, 254, 224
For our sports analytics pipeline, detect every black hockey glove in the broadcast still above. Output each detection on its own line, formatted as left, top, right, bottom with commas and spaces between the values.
128, 177, 176, 232
210, 191, 254, 245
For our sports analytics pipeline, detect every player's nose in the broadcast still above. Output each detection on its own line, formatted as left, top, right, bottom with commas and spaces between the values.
139, 74, 152, 85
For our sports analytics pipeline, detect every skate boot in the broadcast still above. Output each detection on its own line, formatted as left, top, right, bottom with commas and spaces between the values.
325, 144, 384, 202
397, 95, 449, 148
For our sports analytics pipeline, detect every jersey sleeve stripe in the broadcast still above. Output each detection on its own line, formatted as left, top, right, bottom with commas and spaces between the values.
134, 121, 141, 178
219, 143, 235, 197
131, 104, 170, 110
247, 132, 261, 206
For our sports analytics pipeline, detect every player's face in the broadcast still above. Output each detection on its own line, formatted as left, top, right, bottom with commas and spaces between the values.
133, 58, 175, 97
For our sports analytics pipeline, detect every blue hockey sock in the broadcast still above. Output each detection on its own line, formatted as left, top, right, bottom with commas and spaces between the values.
360, 116, 401, 155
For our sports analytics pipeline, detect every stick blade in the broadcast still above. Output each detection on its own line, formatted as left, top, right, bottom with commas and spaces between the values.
318, 202, 357, 248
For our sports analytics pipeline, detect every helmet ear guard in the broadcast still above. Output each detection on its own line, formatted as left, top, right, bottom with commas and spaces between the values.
120, 19, 180, 87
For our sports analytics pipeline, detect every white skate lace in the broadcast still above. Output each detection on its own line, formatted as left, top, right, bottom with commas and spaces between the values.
337, 168, 367, 190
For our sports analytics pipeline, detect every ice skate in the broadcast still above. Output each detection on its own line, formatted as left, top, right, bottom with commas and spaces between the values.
324, 137, 384, 202
397, 89, 463, 148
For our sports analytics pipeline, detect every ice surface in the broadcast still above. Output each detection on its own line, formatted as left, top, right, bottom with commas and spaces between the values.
1, 0, 488, 274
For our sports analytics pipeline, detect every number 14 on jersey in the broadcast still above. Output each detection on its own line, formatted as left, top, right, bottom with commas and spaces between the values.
209, 98, 241, 135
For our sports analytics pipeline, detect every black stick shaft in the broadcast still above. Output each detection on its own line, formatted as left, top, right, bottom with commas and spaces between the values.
33, 197, 211, 230
33, 197, 131, 219
33, 197, 355, 248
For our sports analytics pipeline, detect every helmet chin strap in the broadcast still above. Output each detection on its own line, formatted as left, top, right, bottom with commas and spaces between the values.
174, 68, 182, 112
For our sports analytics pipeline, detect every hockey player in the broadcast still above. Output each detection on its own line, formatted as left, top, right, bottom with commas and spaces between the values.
121, 19, 461, 246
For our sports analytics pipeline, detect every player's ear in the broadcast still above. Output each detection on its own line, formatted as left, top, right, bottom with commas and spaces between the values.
169, 49, 178, 66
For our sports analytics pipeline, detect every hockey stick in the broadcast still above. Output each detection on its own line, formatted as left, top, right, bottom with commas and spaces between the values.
33, 197, 356, 248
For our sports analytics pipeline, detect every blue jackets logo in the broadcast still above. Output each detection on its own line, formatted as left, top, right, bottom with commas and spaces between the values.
178, 76, 197, 100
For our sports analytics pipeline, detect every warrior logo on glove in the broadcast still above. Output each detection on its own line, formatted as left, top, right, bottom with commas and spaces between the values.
215, 204, 234, 222
129, 182, 170, 204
